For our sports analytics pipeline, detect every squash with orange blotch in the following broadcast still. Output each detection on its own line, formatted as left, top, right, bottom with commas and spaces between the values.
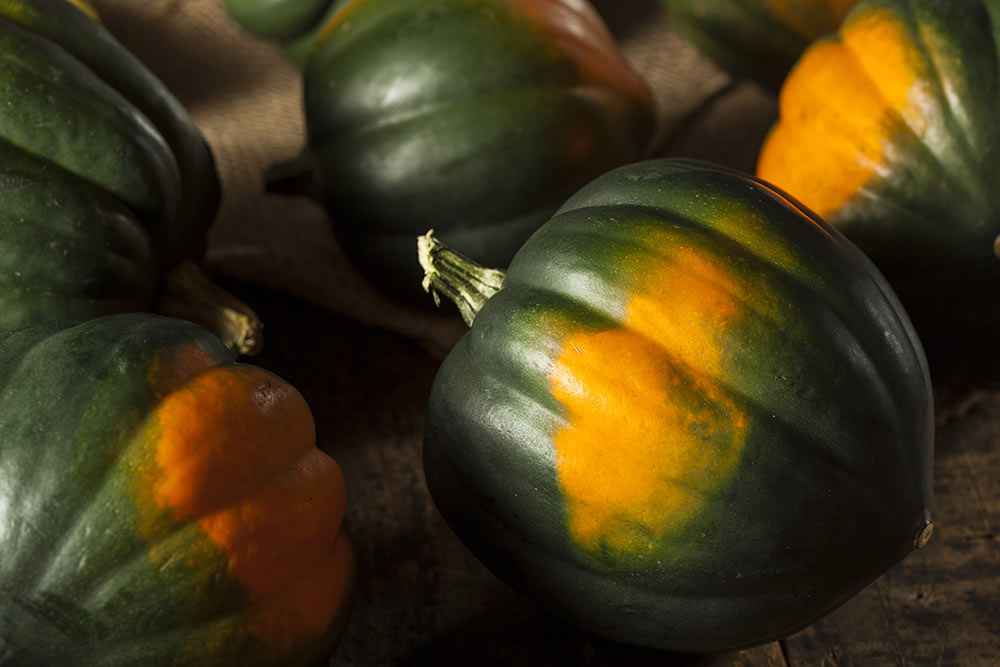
0, 314, 354, 666
418, 159, 934, 652
757, 0, 1000, 350
663, 0, 861, 89
280, 0, 656, 300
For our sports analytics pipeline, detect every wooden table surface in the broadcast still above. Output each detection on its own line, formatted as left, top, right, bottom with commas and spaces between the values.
240, 283, 1000, 667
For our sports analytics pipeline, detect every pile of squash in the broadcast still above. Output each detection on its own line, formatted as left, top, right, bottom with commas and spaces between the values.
6, 0, 1000, 662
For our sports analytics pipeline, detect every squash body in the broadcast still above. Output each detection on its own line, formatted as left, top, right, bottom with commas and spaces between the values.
757, 0, 1000, 348
221, 0, 347, 65
302, 0, 656, 297
222, 0, 334, 41
663, 0, 860, 89
0, 314, 354, 666
0, 0, 220, 331
424, 159, 933, 651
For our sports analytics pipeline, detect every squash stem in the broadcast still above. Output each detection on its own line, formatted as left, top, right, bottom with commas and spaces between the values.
155, 260, 264, 356
417, 230, 505, 326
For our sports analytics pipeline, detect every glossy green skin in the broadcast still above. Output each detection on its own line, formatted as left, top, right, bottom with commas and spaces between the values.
664, 0, 857, 89
222, 0, 334, 40
0, 0, 219, 330
424, 159, 934, 651
302, 0, 656, 297
221, 0, 348, 64
0, 314, 348, 666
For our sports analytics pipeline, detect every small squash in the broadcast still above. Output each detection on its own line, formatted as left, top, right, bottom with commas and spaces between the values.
0, 0, 258, 353
0, 313, 354, 666
419, 159, 933, 652
280, 0, 655, 299
663, 0, 861, 89
757, 0, 1000, 350
221, 0, 347, 65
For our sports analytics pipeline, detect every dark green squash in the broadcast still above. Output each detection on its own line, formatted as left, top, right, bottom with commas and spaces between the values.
419, 159, 933, 652
757, 0, 1000, 361
221, 0, 347, 65
282, 0, 655, 300
663, 0, 861, 89
221, 0, 334, 41
0, 0, 259, 353
0, 313, 355, 666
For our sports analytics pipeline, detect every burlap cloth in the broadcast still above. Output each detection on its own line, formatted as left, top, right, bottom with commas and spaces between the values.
89, 0, 778, 355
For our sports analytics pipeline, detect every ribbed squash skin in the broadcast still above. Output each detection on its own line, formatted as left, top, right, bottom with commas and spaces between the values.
424, 159, 933, 652
0, 314, 354, 666
757, 0, 1000, 340
663, 0, 860, 89
0, 0, 219, 331
302, 0, 655, 296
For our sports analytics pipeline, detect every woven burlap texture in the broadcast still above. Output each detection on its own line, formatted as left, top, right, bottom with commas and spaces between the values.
90, 0, 778, 353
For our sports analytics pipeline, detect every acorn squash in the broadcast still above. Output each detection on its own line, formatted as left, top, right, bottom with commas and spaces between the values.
0, 0, 258, 353
0, 313, 354, 666
419, 159, 934, 652
221, 0, 347, 65
663, 0, 861, 89
283, 0, 655, 300
757, 0, 1000, 353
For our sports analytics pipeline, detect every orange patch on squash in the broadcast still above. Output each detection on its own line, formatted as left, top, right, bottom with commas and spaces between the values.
549, 245, 748, 558
145, 364, 350, 650
757, 8, 924, 217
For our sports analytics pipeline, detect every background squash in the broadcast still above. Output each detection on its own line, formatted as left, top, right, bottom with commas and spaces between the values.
0, 313, 354, 666
663, 0, 861, 89
221, 0, 347, 65
0, 0, 258, 353
419, 159, 934, 652
756, 0, 1000, 360
279, 0, 656, 300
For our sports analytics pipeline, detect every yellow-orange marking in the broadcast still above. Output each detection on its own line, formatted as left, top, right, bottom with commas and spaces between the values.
758, 8, 925, 217
137, 363, 351, 650
549, 245, 748, 558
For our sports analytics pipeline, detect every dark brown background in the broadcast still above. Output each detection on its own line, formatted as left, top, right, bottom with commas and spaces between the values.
91, 1, 999, 664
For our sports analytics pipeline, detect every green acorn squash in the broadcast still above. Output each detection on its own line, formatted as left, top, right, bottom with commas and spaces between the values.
419, 158, 934, 652
757, 0, 1000, 356
280, 0, 655, 300
0, 0, 259, 353
0, 313, 355, 666
663, 0, 861, 89
221, 0, 347, 65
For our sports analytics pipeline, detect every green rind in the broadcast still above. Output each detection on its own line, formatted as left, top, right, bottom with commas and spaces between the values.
222, 0, 334, 41
301, 0, 655, 296
0, 15, 180, 237
281, 0, 346, 66
0, 140, 159, 331
424, 159, 933, 651
0, 0, 221, 261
